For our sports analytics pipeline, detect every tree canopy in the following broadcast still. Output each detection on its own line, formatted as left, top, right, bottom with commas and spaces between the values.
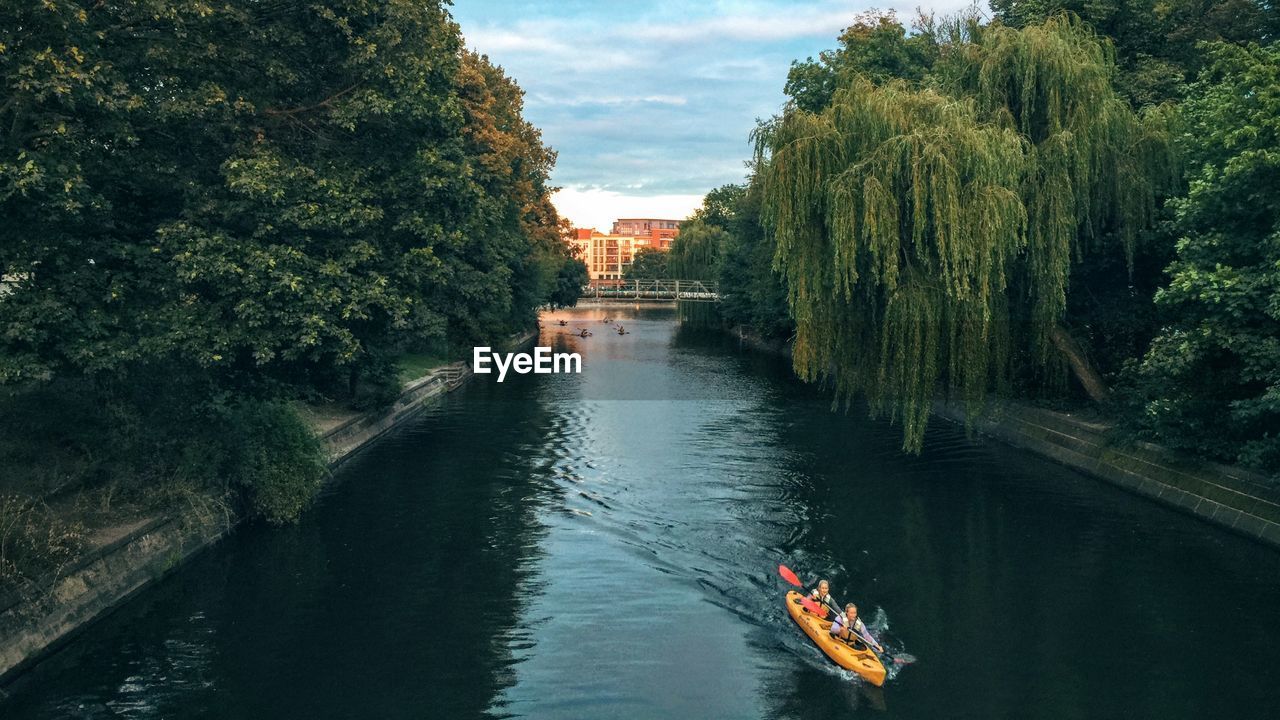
757, 15, 1176, 450
625, 247, 670, 280
992, 0, 1280, 106
0, 0, 582, 522
1124, 41, 1280, 471
0, 0, 576, 396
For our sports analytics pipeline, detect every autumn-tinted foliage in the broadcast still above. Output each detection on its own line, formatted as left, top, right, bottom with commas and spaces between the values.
0, 1, 576, 521
0, 1, 571, 390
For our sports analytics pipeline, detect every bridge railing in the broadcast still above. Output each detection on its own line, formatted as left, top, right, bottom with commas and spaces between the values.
582, 279, 719, 302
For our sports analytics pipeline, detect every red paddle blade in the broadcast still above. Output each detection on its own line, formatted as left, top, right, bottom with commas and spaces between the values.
778, 564, 802, 587
799, 596, 829, 618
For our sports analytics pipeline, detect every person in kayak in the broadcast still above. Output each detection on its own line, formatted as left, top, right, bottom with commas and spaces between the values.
830, 603, 883, 653
808, 580, 837, 617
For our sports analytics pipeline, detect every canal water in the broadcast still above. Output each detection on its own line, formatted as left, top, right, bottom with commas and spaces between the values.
6, 305, 1280, 719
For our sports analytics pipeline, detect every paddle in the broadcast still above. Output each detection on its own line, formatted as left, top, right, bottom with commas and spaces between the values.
780, 564, 915, 666
832, 625, 913, 666
798, 596, 827, 616
778, 564, 802, 588
831, 617, 915, 666
779, 565, 838, 617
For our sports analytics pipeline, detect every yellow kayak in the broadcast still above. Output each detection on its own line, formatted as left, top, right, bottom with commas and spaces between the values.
785, 590, 887, 686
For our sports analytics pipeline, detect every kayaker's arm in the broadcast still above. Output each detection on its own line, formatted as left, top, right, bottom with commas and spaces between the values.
828, 614, 845, 637
856, 623, 883, 652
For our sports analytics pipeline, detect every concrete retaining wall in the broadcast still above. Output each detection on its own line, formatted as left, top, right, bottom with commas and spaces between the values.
0, 330, 534, 689
0, 516, 230, 696
322, 363, 469, 465
728, 324, 1280, 550
936, 401, 1280, 549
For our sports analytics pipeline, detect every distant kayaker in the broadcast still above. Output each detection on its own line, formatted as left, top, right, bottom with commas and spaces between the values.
808, 580, 837, 616
830, 603, 883, 653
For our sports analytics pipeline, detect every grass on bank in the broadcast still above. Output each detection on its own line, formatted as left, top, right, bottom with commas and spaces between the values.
0, 378, 328, 594
396, 352, 452, 384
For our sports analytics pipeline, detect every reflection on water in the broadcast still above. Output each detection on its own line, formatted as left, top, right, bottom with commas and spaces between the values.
6, 305, 1280, 719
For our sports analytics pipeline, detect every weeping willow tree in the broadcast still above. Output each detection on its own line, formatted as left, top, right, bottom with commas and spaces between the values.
668, 220, 728, 324
668, 219, 726, 279
757, 15, 1176, 451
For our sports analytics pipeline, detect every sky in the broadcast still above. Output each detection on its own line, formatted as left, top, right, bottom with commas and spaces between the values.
450, 1, 980, 231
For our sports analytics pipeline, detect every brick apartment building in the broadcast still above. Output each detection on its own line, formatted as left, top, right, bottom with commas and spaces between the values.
611, 218, 681, 250
570, 218, 683, 282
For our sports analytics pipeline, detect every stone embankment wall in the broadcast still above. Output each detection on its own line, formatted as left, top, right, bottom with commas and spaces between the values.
935, 401, 1280, 549
0, 330, 535, 689
728, 324, 1280, 550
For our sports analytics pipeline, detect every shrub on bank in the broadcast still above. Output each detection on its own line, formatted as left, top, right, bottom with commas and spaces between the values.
230, 402, 329, 525
0, 376, 330, 555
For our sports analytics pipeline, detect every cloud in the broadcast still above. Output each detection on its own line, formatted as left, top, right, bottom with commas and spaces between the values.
533, 94, 689, 108
462, 28, 571, 55
463, 24, 641, 70
552, 188, 706, 232
455, 1, 988, 223
637, 6, 862, 43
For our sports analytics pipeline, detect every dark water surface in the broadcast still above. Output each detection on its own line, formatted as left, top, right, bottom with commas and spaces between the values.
7, 306, 1280, 719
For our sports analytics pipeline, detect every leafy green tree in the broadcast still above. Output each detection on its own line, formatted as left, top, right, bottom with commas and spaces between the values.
983, 4, 1280, 409
668, 220, 727, 280
0, 1, 568, 524
1, 2, 563, 395
549, 256, 588, 309
784, 10, 939, 112
689, 180, 793, 336
757, 16, 1175, 450
1123, 41, 1280, 472
991, 0, 1280, 106
690, 181, 793, 339
456, 50, 570, 339
690, 184, 747, 229
625, 247, 670, 279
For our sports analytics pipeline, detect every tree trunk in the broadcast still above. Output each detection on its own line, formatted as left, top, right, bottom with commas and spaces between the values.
1049, 324, 1110, 404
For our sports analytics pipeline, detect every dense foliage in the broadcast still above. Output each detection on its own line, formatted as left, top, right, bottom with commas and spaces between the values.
785, 11, 939, 113
707, 182, 794, 340
625, 247, 670, 279
0, 1, 576, 522
709, 5, 1277, 472
668, 221, 727, 280
550, 255, 589, 308
1, 1, 573, 391
757, 16, 1175, 450
991, 0, 1280, 106
1122, 42, 1280, 472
